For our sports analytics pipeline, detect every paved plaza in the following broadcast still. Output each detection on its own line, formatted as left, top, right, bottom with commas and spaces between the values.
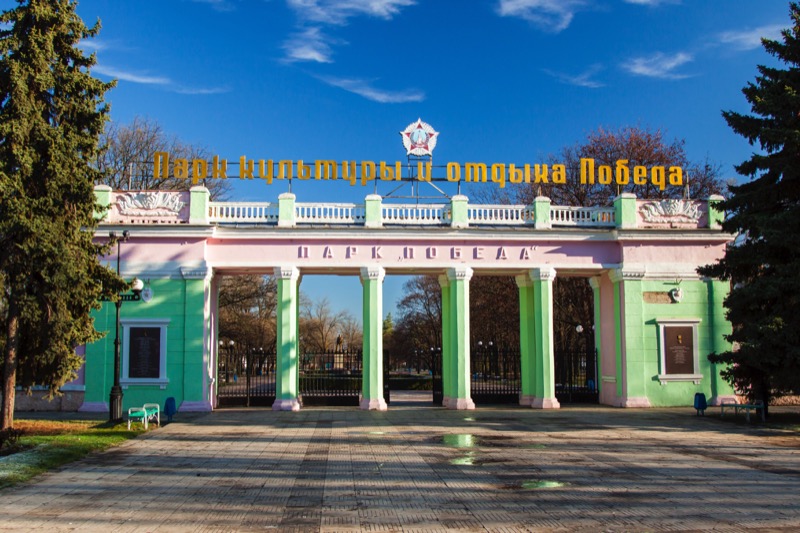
2, 397, 800, 532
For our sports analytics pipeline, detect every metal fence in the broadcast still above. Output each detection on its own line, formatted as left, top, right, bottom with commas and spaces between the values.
300, 350, 363, 406
217, 348, 276, 407
471, 345, 521, 404
554, 349, 599, 403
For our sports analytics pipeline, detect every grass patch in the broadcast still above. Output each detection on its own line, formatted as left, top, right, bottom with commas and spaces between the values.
0, 419, 143, 489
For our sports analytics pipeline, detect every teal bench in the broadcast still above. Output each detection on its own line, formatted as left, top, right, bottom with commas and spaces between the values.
127, 403, 160, 430
720, 400, 765, 422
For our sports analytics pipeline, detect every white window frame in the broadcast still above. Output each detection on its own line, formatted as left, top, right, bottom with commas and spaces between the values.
121, 318, 170, 388
656, 318, 702, 385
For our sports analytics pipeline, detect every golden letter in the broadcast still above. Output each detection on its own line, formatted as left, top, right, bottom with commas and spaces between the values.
258, 160, 274, 184
651, 166, 666, 190
446, 162, 461, 182
534, 164, 549, 184
154, 152, 169, 179
174, 158, 189, 180
192, 159, 208, 185
316, 160, 337, 180
633, 166, 647, 185
465, 163, 487, 183
580, 158, 595, 185
361, 161, 376, 186
342, 161, 357, 186
416, 161, 432, 182
379, 161, 396, 181
598, 165, 612, 185
508, 164, 523, 184
211, 156, 227, 179
615, 160, 629, 185
298, 160, 312, 180
278, 160, 293, 180
552, 164, 566, 184
239, 156, 254, 180
669, 166, 683, 186
491, 164, 506, 189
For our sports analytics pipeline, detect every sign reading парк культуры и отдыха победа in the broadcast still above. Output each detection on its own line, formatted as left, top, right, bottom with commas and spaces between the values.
152, 152, 685, 191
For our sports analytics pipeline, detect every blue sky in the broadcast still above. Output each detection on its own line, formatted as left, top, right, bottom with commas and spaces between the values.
6, 0, 791, 318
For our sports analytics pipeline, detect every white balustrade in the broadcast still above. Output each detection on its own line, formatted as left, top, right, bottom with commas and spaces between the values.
295, 203, 365, 224
381, 204, 448, 225
467, 205, 532, 225
550, 206, 616, 227
209, 202, 279, 223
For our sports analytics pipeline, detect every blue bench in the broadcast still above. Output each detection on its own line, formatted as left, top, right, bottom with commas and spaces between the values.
127, 403, 160, 430
720, 400, 765, 422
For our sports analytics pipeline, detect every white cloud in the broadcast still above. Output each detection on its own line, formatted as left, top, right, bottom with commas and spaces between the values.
496, 0, 587, 32
93, 65, 171, 85
717, 24, 784, 51
543, 64, 604, 88
190, 0, 236, 12
283, 27, 337, 63
94, 64, 230, 95
623, 0, 679, 5
318, 76, 424, 103
287, 0, 416, 25
622, 52, 693, 79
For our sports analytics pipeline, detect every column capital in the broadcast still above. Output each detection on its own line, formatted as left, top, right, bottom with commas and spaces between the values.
438, 274, 450, 288
447, 265, 473, 282
515, 274, 533, 288
588, 276, 601, 290
529, 266, 556, 282
609, 267, 646, 283
360, 265, 385, 282
274, 265, 299, 281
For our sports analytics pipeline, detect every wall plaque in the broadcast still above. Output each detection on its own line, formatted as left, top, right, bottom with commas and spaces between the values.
129, 327, 161, 378
663, 325, 694, 374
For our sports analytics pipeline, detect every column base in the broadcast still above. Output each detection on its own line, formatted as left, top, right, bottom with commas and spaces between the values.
179, 401, 213, 412
272, 399, 301, 411
519, 395, 535, 406
360, 397, 388, 411
442, 395, 451, 407
531, 397, 560, 409
618, 396, 652, 408
447, 398, 475, 410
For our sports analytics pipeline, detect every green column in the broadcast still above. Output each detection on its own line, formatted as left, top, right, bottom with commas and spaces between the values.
447, 266, 475, 410
707, 279, 736, 405
438, 275, 452, 406
532, 196, 551, 229
530, 267, 560, 409
516, 275, 535, 405
364, 194, 383, 228
609, 267, 651, 407
278, 193, 296, 228
450, 195, 469, 229
273, 266, 300, 411
93, 185, 112, 221
614, 193, 638, 229
360, 266, 387, 410
180, 266, 211, 410
707, 194, 725, 230
189, 185, 210, 224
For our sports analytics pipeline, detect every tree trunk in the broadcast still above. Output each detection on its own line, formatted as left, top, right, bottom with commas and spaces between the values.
2, 301, 20, 430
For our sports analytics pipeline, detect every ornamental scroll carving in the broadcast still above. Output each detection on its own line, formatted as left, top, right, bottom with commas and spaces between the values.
639, 199, 701, 224
116, 192, 185, 217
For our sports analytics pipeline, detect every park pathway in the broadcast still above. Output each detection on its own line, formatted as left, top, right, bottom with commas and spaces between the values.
2, 403, 800, 532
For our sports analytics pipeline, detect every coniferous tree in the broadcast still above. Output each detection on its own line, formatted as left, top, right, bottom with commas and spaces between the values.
0, 0, 123, 428
699, 3, 800, 416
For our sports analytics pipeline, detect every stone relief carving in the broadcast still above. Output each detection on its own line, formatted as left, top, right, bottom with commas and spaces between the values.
639, 199, 701, 224
116, 192, 185, 217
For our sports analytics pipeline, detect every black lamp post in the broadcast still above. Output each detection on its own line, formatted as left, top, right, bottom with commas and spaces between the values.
107, 230, 143, 423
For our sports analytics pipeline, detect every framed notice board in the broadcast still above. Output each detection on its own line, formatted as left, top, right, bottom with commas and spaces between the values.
656, 318, 702, 384
129, 327, 161, 378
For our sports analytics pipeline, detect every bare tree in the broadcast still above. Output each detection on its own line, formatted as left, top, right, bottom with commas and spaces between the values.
96, 116, 231, 199
217, 275, 276, 352
300, 297, 353, 353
